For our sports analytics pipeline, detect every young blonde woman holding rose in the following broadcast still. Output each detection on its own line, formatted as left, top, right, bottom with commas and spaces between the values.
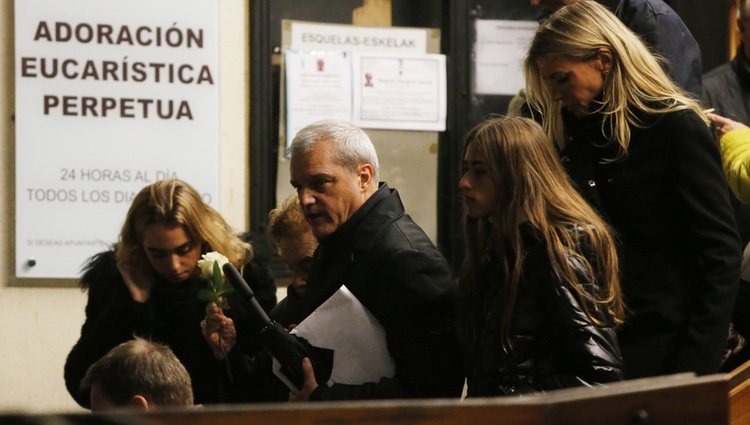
64, 178, 276, 408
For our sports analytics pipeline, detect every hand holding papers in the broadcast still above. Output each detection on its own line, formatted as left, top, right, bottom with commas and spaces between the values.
222, 263, 331, 391
274, 285, 396, 393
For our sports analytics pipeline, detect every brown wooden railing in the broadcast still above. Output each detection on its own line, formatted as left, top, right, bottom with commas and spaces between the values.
4, 373, 728, 425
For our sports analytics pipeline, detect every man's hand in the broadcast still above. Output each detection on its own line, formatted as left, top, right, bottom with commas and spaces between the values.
289, 357, 319, 402
201, 302, 237, 360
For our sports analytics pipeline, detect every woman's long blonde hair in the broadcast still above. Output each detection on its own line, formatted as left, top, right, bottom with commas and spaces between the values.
116, 179, 252, 278
524, 0, 705, 157
459, 116, 624, 351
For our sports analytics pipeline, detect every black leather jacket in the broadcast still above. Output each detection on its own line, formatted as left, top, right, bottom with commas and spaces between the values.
271, 183, 464, 400
462, 226, 623, 397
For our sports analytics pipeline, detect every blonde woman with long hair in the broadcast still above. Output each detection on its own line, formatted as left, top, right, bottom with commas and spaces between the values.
459, 116, 624, 396
525, 0, 740, 378
65, 179, 276, 408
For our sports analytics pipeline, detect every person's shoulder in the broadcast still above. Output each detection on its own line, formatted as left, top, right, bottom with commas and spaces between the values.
660, 107, 706, 125
625, 0, 680, 17
703, 62, 735, 85
618, 0, 694, 46
637, 108, 713, 155
643, 0, 680, 13
633, 101, 702, 126
644, 108, 708, 139
384, 214, 440, 253
357, 187, 433, 251
362, 214, 450, 277
79, 248, 120, 290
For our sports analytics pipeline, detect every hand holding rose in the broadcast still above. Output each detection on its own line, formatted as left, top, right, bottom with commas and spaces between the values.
197, 252, 237, 359
201, 302, 237, 360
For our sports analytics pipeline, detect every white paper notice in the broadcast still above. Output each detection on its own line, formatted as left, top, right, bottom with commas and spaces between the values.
14, 0, 220, 278
279, 285, 395, 389
474, 19, 537, 95
352, 52, 446, 131
285, 50, 352, 151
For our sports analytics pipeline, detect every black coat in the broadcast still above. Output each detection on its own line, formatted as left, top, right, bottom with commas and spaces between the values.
270, 183, 464, 400
463, 226, 623, 397
702, 45, 750, 359
702, 48, 750, 248
63, 250, 277, 408
702, 45, 750, 125
560, 108, 741, 378
599, 0, 703, 97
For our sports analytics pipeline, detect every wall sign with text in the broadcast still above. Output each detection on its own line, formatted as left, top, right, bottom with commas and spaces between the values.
14, 0, 220, 278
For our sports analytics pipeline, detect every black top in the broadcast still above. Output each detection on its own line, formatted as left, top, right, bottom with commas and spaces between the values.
269, 183, 464, 400
703, 45, 750, 127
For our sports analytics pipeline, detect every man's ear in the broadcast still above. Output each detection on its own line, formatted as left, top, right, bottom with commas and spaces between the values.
128, 394, 151, 410
357, 163, 376, 191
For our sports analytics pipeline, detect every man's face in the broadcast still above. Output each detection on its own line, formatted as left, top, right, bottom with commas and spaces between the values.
290, 140, 372, 239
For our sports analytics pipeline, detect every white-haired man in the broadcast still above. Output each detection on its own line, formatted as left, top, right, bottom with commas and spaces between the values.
279, 120, 464, 401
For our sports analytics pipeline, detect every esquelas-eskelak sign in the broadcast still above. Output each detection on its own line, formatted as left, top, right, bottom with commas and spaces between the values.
14, 0, 220, 279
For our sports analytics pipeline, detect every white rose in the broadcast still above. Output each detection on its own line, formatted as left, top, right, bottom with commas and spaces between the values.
197, 251, 229, 280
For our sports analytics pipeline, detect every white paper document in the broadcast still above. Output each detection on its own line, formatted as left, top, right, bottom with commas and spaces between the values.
285, 50, 352, 151
474, 19, 537, 95
352, 52, 446, 131
274, 285, 395, 390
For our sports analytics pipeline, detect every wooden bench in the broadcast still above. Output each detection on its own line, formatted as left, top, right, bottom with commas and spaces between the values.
16, 373, 725, 425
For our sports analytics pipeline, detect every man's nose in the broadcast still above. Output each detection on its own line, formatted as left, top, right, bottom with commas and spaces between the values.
298, 188, 315, 206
